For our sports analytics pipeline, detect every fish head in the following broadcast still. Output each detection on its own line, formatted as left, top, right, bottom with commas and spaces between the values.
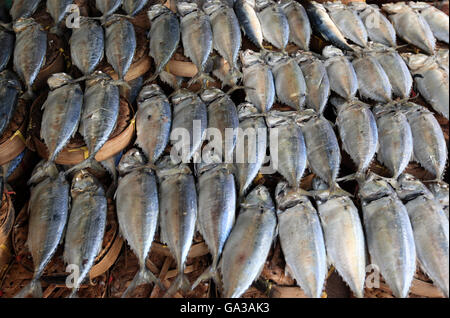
407, 1, 430, 10
242, 185, 275, 213
427, 182, 449, 206
203, 0, 224, 15
255, 0, 271, 11
400, 53, 432, 71
137, 84, 165, 103
28, 161, 60, 185
394, 173, 432, 201
264, 52, 288, 68
381, 2, 410, 14
13, 18, 38, 32
195, 148, 224, 175
322, 45, 344, 59
265, 110, 296, 128
176, 1, 199, 17
47, 73, 74, 90
147, 4, 171, 21
200, 88, 225, 104
358, 173, 396, 203
240, 49, 263, 68
85, 71, 113, 87
104, 14, 124, 27
275, 181, 310, 212
156, 155, 192, 179
237, 102, 260, 120
348, 1, 368, 12
170, 88, 197, 105
117, 148, 147, 175
71, 169, 101, 195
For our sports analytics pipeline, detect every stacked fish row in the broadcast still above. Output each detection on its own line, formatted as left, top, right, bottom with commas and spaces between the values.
1, 0, 448, 299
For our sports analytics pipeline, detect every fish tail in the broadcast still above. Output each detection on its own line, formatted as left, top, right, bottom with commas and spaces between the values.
337, 171, 367, 184
187, 72, 215, 90
329, 182, 353, 198
145, 72, 160, 84
49, 25, 63, 36
65, 157, 95, 176
14, 279, 42, 298
163, 270, 190, 298
121, 267, 164, 298
111, 79, 131, 90
190, 265, 221, 291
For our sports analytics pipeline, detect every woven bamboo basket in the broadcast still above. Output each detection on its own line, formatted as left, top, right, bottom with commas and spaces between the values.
0, 192, 14, 283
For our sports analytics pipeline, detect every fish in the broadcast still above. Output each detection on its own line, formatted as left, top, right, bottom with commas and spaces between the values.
234, 0, 264, 50
435, 48, 449, 74
95, 0, 122, 18
135, 84, 171, 164
393, 174, 449, 298
157, 156, 197, 297
10, 0, 41, 21
280, 0, 311, 51
14, 168, 70, 298
64, 170, 107, 298
13, 18, 47, 99
234, 103, 267, 197
115, 149, 162, 297
275, 182, 326, 298
265, 111, 307, 189
368, 43, 412, 99
352, 51, 392, 102
312, 177, 366, 298
350, 2, 396, 47
204, 0, 241, 82
322, 46, 358, 100
170, 89, 207, 163
177, 1, 214, 88
0, 70, 21, 136
297, 110, 341, 192
70, 17, 104, 75
409, 1, 449, 44
192, 154, 236, 289
373, 104, 413, 180
382, 2, 435, 55
200, 88, 239, 161
40, 73, 83, 164
427, 181, 449, 219
122, 0, 149, 16
220, 185, 277, 298
304, 1, 353, 51
294, 52, 330, 114
240, 49, 275, 113
402, 53, 449, 119
105, 15, 136, 81
0, 27, 14, 72
400, 102, 447, 181
331, 97, 378, 179
265, 52, 306, 110
46, 0, 73, 27
358, 174, 416, 298
255, 0, 289, 51
147, 4, 180, 82
324, 1, 368, 48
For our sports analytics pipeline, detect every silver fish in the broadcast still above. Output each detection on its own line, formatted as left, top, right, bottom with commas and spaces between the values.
304, 1, 353, 51
95, 0, 122, 18
0, 70, 21, 136
322, 46, 358, 100
0, 28, 14, 72
64, 170, 106, 298
409, 1, 449, 44
240, 49, 275, 113
147, 4, 180, 82
435, 48, 449, 74
192, 154, 236, 289
13, 18, 47, 99
402, 53, 449, 119
170, 89, 207, 163
46, 0, 73, 25
204, 0, 241, 80
70, 17, 104, 75
275, 182, 327, 298
373, 104, 413, 179
10, 0, 41, 21
15, 170, 70, 298
394, 174, 449, 298
400, 102, 447, 181
234, 0, 264, 50
331, 97, 378, 177
234, 103, 267, 197
255, 0, 289, 51
266, 111, 307, 188
157, 157, 197, 296
135, 84, 171, 164
294, 52, 330, 114
122, 0, 148, 16
350, 2, 396, 47
368, 43, 412, 99
427, 181, 449, 219
358, 174, 416, 298
280, 0, 311, 51
265, 52, 306, 110
324, 1, 368, 48
352, 52, 392, 102
116, 149, 162, 297
382, 2, 435, 55
200, 88, 239, 161
313, 177, 366, 298
220, 185, 277, 298
177, 1, 214, 87
105, 15, 136, 81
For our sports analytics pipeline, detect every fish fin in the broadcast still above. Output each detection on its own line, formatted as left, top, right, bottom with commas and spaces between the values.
190, 265, 221, 291
14, 279, 42, 298
122, 267, 164, 298
163, 271, 191, 298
